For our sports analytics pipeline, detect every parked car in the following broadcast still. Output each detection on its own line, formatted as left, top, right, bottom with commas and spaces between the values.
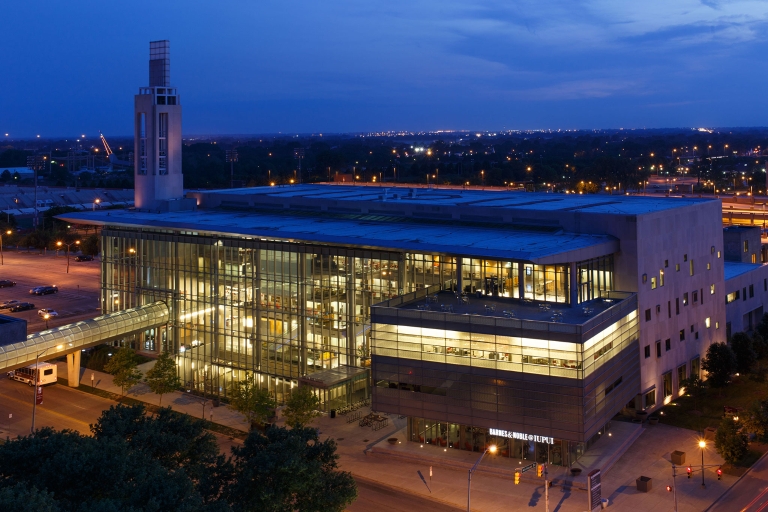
74, 255, 93, 262
0, 300, 20, 310
38, 308, 58, 317
30, 286, 58, 295
9, 302, 35, 312
0, 280, 16, 288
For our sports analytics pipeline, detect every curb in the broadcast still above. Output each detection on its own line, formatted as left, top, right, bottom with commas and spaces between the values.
704, 448, 768, 512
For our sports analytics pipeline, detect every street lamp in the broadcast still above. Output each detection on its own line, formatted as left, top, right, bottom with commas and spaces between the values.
0, 229, 11, 266
31, 346, 53, 434
699, 439, 706, 488
56, 240, 80, 273
93, 198, 101, 211
43, 313, 50, 329
467, 444, 496, 511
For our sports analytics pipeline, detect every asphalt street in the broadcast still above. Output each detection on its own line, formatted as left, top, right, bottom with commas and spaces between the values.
710, 453, 768, 512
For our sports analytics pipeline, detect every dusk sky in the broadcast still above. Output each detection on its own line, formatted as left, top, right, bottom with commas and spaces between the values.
2, 1, 768, 137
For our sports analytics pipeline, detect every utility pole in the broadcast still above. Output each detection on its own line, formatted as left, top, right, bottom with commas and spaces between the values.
26, 155, 45, 229
293, 148, 305, 184
226, 149, 238, 188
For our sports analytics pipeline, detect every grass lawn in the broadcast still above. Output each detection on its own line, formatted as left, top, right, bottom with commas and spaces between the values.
657, 375, 768, 474
656, 375, 768, 432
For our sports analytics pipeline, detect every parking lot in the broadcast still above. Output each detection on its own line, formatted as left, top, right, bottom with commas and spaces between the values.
0, 250, 101, 333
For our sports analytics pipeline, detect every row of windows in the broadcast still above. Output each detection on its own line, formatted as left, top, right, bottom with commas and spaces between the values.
644, 249, 720, 289
644, 286, 715, 322
644, 358, 700, 409
643, 321, 711, 359
726, 282, 763, 304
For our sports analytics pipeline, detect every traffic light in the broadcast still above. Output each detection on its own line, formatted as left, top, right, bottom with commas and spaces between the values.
515, 471, 520, 485
537, 464, 543, 478
687, 466, 692, 479
717, 467, 722, 480
666, 485, 672, 492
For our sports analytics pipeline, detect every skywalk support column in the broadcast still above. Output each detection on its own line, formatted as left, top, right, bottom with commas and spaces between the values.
66, 351, 81, 387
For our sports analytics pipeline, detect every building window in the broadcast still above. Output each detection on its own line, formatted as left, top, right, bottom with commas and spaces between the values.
668, 301, 672, 318
743, 287, 747, 301
660, 270, 665, 286
663, 372, 673, 399
679, 329, 685, 341
665, 339, 671, 351
642, 273, 647, 284
651, 277, 657, 289
684, 254, 688, 262
644, 345, 651, 358
656, 304, 661, 315
645, 309, 652, 321
676, 298, 680, 315
753, 254, 757, 264
711, 284, 715, 295
693, 290, 698, 303
645, 389, 656, 409
705, 317, 711, 328
707, 262, 711, 270
726, 290, 740, 304
711, 246, 716, 254
656, 341, 662, 358
605, 377, 623, 396
750, 285, 754, 298
764, 278, 767, 292
683, 293, 688, 306
676, 263, 680, 272
716, 322, 719, 329
745, 240, 749, 253
665, 259, 669, 268
678, 365, 687, 390
690, 260, 694, 276
717, 251, 721, 258
691, 357, 701, 378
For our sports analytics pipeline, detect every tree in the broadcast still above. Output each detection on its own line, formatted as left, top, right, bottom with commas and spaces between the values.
680, 375, 705, 411
741, 399, 768, 440
103, 347, 143, 397
753, 332, 768, 360
0, 405, 231, 511
282, 385, 321, 428
227, 373, 277, 429
144, 351, 181, 406
715, 417, 749, 464
731, 332, 757, 374
0, 170, 10, 183
756, 313, 768, 341
227, 425, 357, 512
79, 233, 100, 257
702, 342, 737, 388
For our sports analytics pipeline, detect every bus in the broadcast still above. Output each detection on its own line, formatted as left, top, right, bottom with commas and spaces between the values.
7, 362, 57, 386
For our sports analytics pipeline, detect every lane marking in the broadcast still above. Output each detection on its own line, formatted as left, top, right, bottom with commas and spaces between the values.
742, 486, 768, 512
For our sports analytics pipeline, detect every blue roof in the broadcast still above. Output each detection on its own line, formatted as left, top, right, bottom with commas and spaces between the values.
724, 262, 764, 280
58, 208, 618, 264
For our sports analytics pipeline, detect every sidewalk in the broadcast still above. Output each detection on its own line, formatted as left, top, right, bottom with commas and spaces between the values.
56, 360, 250, 433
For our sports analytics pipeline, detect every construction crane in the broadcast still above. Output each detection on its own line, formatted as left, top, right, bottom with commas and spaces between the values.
99, 133, 132, 169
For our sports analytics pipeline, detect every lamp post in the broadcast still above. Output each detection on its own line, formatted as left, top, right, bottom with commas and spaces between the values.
56, 240, 80, 273
699, 440, 706, 488
43, 313, 50, 329
93, 198, 100, 211
467, 444, 496, 512
0, 229, 11, 265
30, 347, 51, 434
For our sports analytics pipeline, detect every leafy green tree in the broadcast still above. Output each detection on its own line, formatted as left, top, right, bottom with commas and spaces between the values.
227, 425, 357, 512
731, 332, 757, 374
715, 417, 749, 464
103, 347, 143, 396
0, 483, 59, 512
227, 373, 277, 429
144, 351, 181, 406
283, 385, 321, 428
741, 399, 768, 440
756, 313, 768, 341
680, 375, 705, 411
753, 332, 768, 360
702, 342, 737, 388
0, 170, 10, 183
80, 233, 100, 257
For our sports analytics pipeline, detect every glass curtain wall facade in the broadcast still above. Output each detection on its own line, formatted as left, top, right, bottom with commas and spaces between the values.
101, 228, 615, 406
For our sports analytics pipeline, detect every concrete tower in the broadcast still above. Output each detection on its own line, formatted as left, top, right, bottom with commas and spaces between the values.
134, 40, 185, 211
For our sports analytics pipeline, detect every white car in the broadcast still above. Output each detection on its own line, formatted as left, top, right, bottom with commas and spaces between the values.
38, 308, 59, 317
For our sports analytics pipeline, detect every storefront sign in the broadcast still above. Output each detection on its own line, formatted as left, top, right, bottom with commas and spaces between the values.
587, 469, 601, 510
489, 428, 554, 444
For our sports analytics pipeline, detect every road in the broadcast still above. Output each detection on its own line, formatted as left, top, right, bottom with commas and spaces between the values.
0, 249, 101, 333
349, 477, 464, 512
709, 453, 768, 512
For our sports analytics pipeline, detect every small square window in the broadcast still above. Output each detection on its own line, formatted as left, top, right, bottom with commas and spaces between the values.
717, 251, 721, 258
707, 262, 711, 270
711, 246, 716, 254
656, 304, 661, 314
